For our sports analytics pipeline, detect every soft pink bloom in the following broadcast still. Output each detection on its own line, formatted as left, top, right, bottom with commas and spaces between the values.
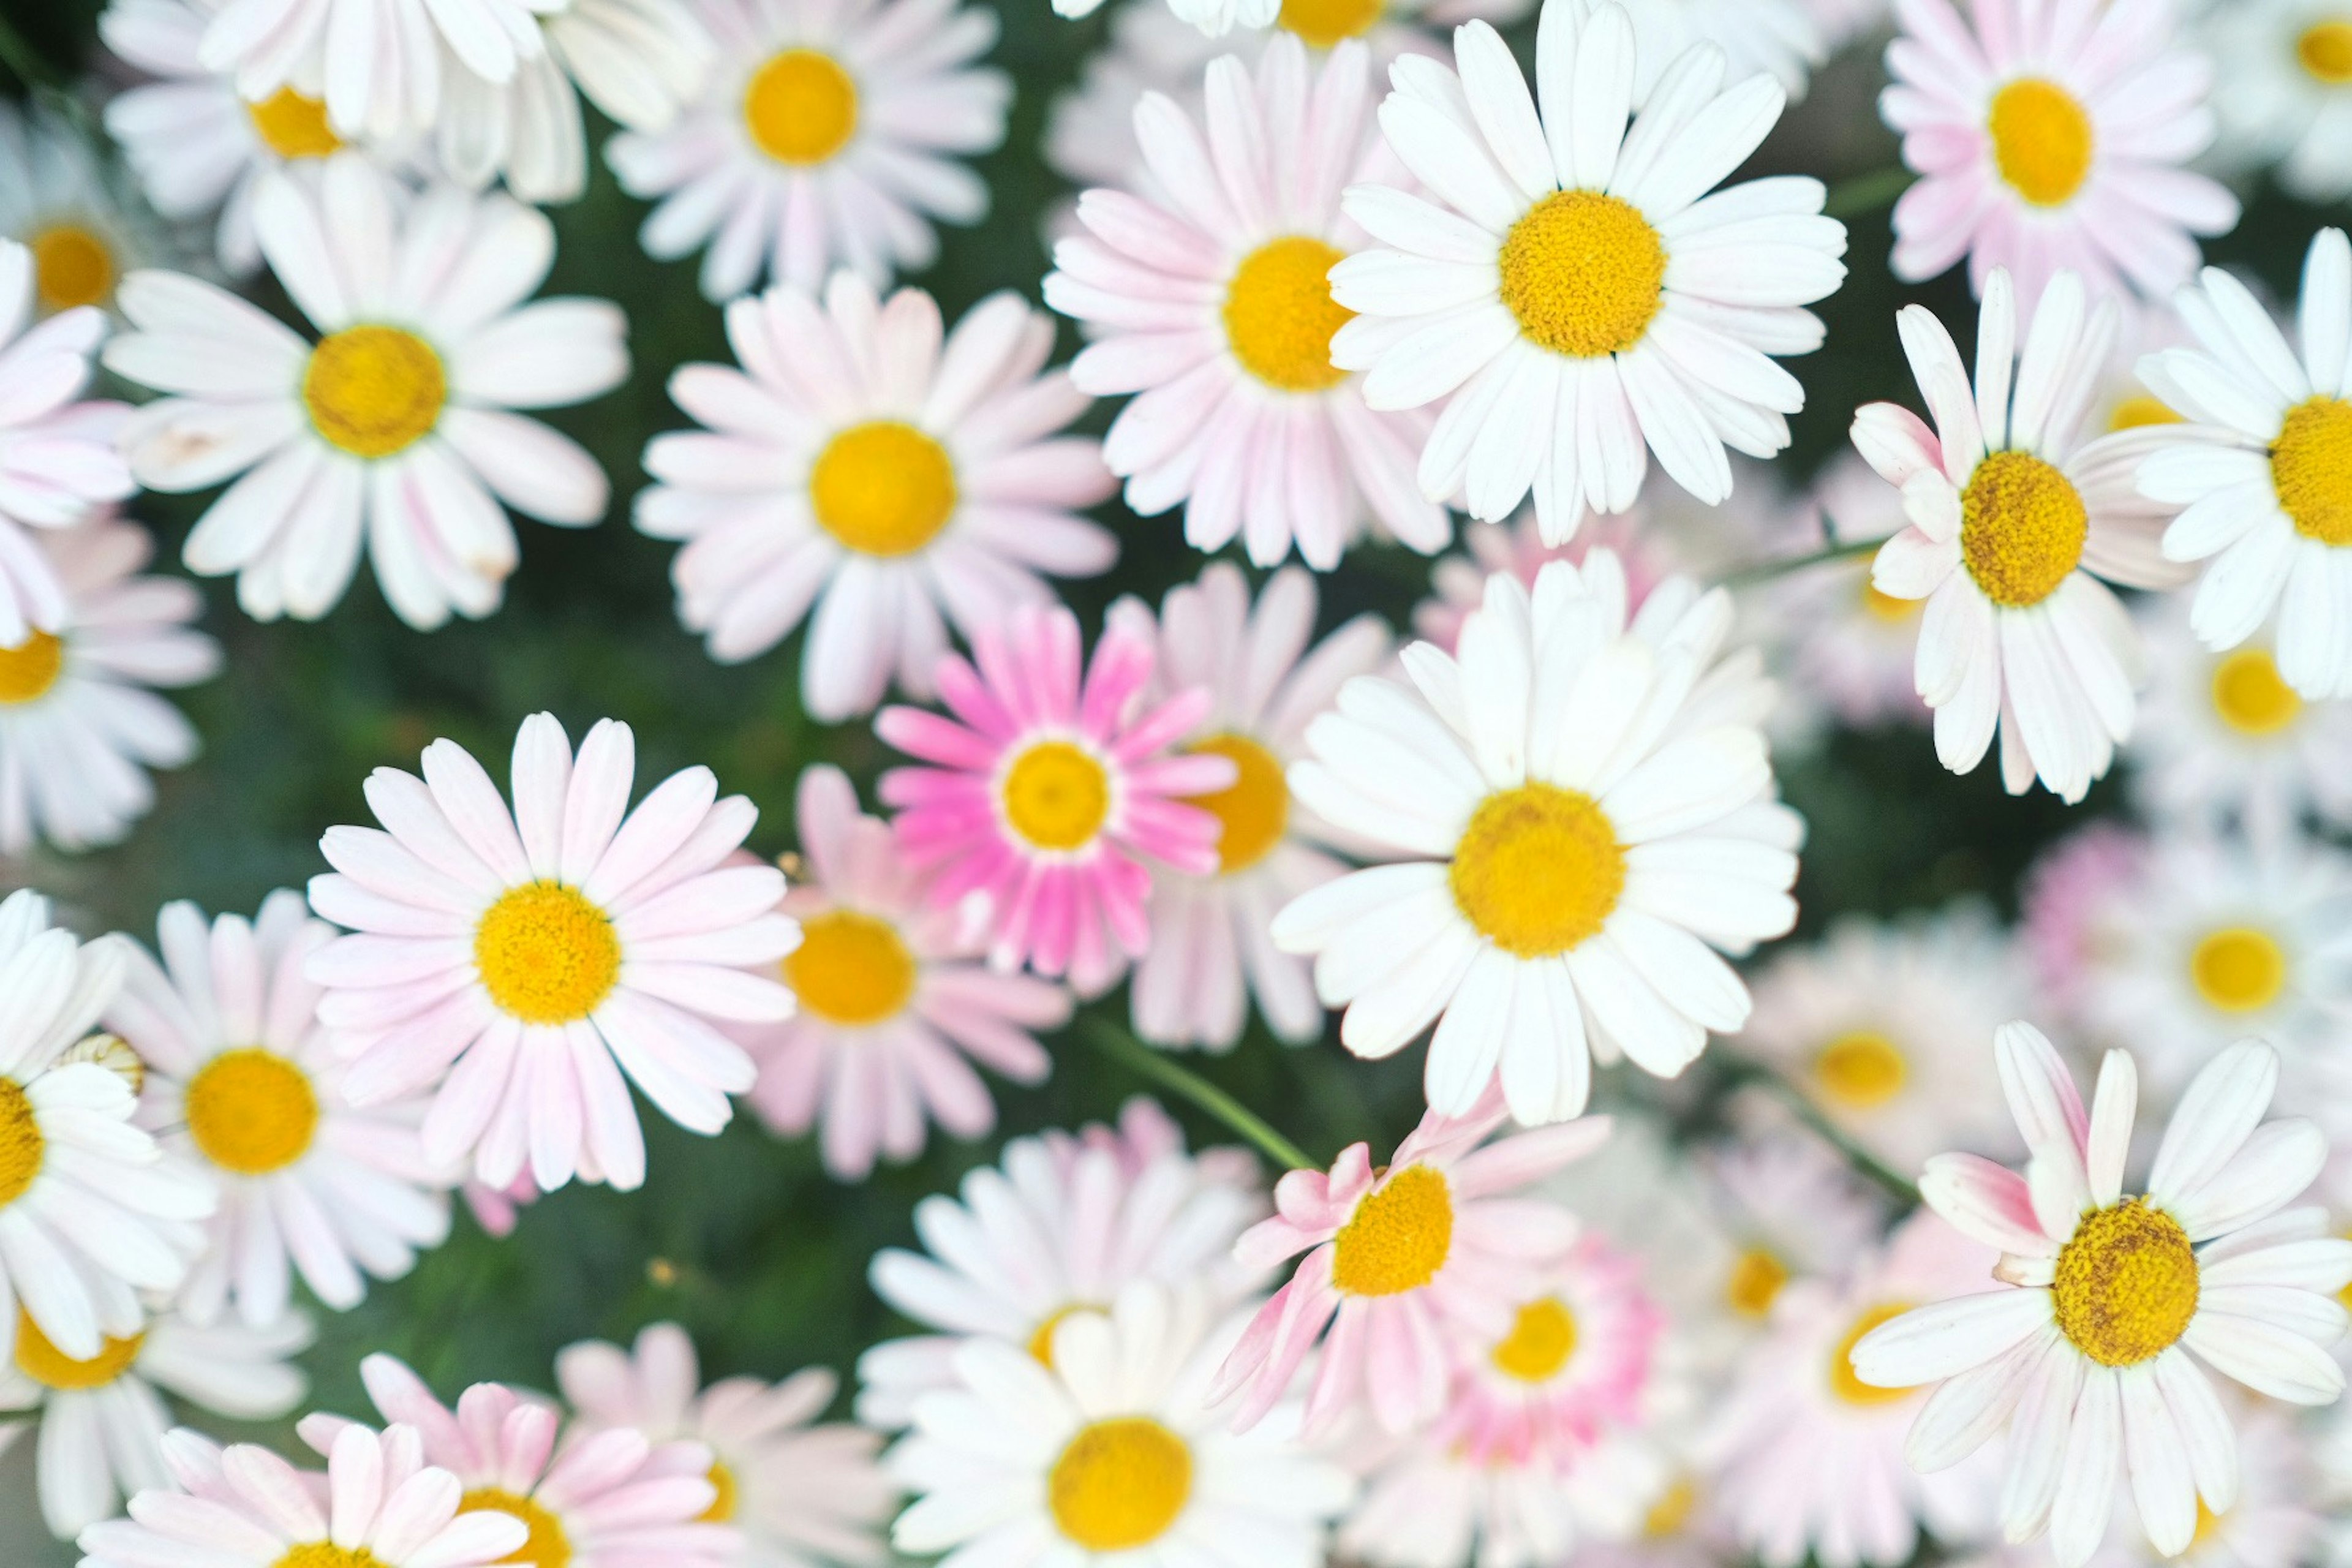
462, 1170, 541, 1238
2016, 822, 2147, 1016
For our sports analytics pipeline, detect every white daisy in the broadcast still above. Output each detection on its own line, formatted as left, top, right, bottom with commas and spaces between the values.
106, 153, 629, 630
1613, 0, 1826, 102
2078, 1405, 2320, 1568
606, 0, 1009, 301
636, 274, 1114, 720
1325, 0, 1848, 534
2201, 0, 2352, 205
1271, 551, 1800, 1124
1415, 505, 1693, 657
0, 101, 167, 318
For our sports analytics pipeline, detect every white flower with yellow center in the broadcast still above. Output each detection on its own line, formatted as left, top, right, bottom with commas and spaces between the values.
0, 101, 167, 319
888, 1283, 1355, 1568
1851, 1028, 2352, 1568
107, 154, 629, 631
606, 0, 1008, 301
2203, 0, 2352, 205
1272, 551, 1798, 1124
1325, 0, 1847, 535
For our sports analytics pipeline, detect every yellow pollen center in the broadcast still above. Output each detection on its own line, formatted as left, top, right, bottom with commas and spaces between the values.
473, 883, 622, 1026
1829, 1301, 1918, 1405
0, 1078, 40, 1207
1813, 1031, 1909, 1109
2189, 926, 2286, 1014
247, 88, 342, 158
303, 325, 447, 459
2211, 648, 2302, 736
1277, 0, 1383, 46
0, 630, 64, 705
1185, 733, 1289, 873
1490, 1295, 1579, 1383
699, 1461, 737, 1524
274, 1547, 388, 1568
1331, 1163, 1453, 1296
1000, 740, 1111, 853
782, 908, 917, 1027
2109, 394, 2181, 431
29, 224, 115, 311
808, 420, 959, 557
2190, 1498, 2225, 1551
2271, 396, 2352, 546
1986, 77, 2095, 206
13, 1306, 143, 1390
1959, 450, 2087, 607
461, 1488, 572, 1568
744, 48, 859, 166
1861, 579, 1919, 623
2299, 20, 2352, 83
1643, 1478, 1698, 1539
1450, 782, 1625, 959
1027, 1303, 1101, 1368
186, 1047, 321, 1175
1725, 1246, 1790, 1318
1498, 190, 1667, 359
1047, 1417, 1193, 1552
1222, 236, 1354, 393
2052, 1197, 2199, 1366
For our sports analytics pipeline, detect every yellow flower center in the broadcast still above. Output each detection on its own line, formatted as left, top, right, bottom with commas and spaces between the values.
2272, 396, 2352, 547
0, 1077, 40, 1207
1812, 1030, 1908, 1109
29, 224, 115, 312
1828, 1301, 1918, 1405
473, 883, 622, 1026
1986, 77, 2095, 206
1959, 450, 2087, 608
1643, 1478, 1698, 1539
1276, 0, 1383, 46
1490, 1295, 1579, 1383
2109, 394, 2180, 431
247, 87, 342, 159
13, 1306, 143, 1390
2298, 20, 2352, 83
1498, 190, 1667, 359
2052, 1197, 2199, 1366
0, 630, 64, 705
275, 1547, 388, 1568
460, 1488, 572, 1568
1331, 1163, 1453, 1297
1860, 579, 1919, 624
303, 325, 447, 460
1027, 1302, 1100, 1368
1000, 739, 1110, 853
186, 1047, 321, 1175
1725, 1246, 1789, 1317
782, 908, 917, 1027
808, 420, 959, 557
1449, 783, 1625, 959
1047, 1417, 1193, 1552
1222, 236, 1354, 393
2191, 1498, 2225, 1551
699, 1461, 736, 1524
2211, 647, 2302, 736
744, 48, 858, 166
1185, 733, 1289, 873
2189, 926, 2286, 1014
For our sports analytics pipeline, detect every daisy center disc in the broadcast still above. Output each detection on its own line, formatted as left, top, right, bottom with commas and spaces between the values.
1223, 236, 1354, 393
744, 48, 859, 166
700, 1461, 737, 1523
1644, 1478, 1698, 1538
1450, 782, 1625, 959
13, 1306, 143, 1390
809, 420, 959, 557
0, 630, 64, 705
1491, 1295, 1578, 1382
460, 1488, 572, 1568
1048, 1417, 1194, 1551
2052, 1197, 2199, 1366
1027, 1302, 1101, 1367
1986, 77, 2094, 207
1725, 1247, 1789, 1317
1000, 739, 1110, 853
276, 1547, 390, 1568
2189, 925, 2286, 1013
304, 325, 447, 460
186, 1047, 321, 1175
1498, 190, 1667, 360
247, 87, 342, 159
0, 1077, 41, 1206
1276, 0, 1381, 46
2109, 394, 2180, 431
1959, 450, 2087, 608
1185, 733, 1288, 873
1829, 1300, 1917, 1404
1332, 1162, 1453, 1295
1812, 1030, 1907, 1109
783, 908, 917, 1026
473, 882, 622, 1025
2211, 647, 2301, 736
29, 224, 115, 312
2272, 396, 2352, 546
2299, 20, 2352, 83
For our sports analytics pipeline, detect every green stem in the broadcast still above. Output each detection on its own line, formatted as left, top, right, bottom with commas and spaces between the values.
1079, 1016, 1317, 1172
1738, 1061, 1923, 1208
1719, 535, 1887, 588
0, 12, 57, 92
1823, 167, 1912, 220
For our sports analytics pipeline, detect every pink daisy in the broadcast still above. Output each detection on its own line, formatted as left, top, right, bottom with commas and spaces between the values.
875, 601, 1232, 992
1212, 1084, 1611, 1436
304, 712, 797, 1194
2016, 822, 2147, 1016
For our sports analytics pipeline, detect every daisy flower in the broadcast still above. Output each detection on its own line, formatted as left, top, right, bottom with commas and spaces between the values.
1747, 453, 1926, 733
1615, 0, 1826, 102
304, 712, 796, 1193
2018, 823, 2144, 1020
1414, 508, 1682, 655
636, 276, 1115, 720
888, 1281, 1356, 1568
1880, 0, 2239, 312
0, 1302, 309, 1537
2200, 0, 2352, 205
1107, 564, 1390, 1050
1850, 1028, 2352, 1568
2083, 1406, 2319, 1568
2136, 229, 2352, 699
1271, 552, 1799, 1124
606, 0, 1009, 301
1325, 0, 1848, 533
858, 1097, 1265, 1426
875, 601, 1232, 992
107, 891, 454, 1328
106, 153, 629, 631
559, 1321, 895, 1568
0, 102, 165, 317
1046, 36, 1449, 570
741, 764, 1070, 1180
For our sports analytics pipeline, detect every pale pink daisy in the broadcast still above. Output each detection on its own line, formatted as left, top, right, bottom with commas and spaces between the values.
2017, 823, 2146, 1017
1412, 508, 1679, 654
304, 712, 796, 1194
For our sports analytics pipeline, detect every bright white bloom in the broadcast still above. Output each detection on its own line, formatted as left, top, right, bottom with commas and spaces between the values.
2201, 0, 2352, 205
107, 154, 629, 631
0, 101, 166, 318
1415, 507, 1691, 656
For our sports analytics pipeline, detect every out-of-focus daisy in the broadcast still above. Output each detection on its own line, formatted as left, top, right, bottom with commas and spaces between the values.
1806, 0, 1889, 51
107, 154, 628, 630
1047, 37, 1447, 569
0, 102, 162, 317
1851, 1029, 2352, 1568
1327, 0, 1847, 533
0, 1302, 309, 1538
304, 712, 795, 1193
1616, 0, 1826, 100
1748, 453, 1924, 733
1107, 564, 1389, 1050
607, 0, 1008, 300
1881, 0, 2238, 312
889, 1281, 1355, 1568
2203, 0, 2352, 205
108, 891, 453, 1327
1273, 553, 1798, 1124
859, 1097, 1265, 1425
638, 276, 1114, 719
741, 764, 1069, 1178
559, 1320, 895, 1568
875, 602, 1232, 992
2017, 823, 2144, 1020
1414, 509, 1682, 655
